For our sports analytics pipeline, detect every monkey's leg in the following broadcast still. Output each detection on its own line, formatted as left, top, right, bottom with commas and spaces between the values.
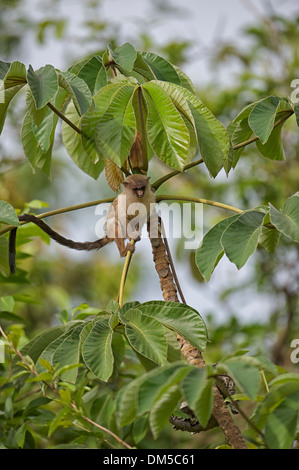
115, 221, 135, 257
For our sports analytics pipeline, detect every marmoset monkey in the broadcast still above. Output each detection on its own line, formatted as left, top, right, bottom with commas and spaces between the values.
9, 174, 156, 274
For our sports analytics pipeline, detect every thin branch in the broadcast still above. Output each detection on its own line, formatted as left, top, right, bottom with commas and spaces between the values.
152, 158, 204, 190
47, 102, 82, 135
0, 196, 242, 238
156, 195, 243, 214
152, 109, 294, 190
0, 197, 115, 236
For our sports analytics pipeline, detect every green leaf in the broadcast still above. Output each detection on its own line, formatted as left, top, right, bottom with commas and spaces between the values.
181, 368, 213, 427
27, 371, 53, 383
0, 311, 24, 322
0, 61, 27, 133
58, 71, 92, 116
108, 42, 137, 71
151, 80, 195, 124
26, 64, 58, 109
62, 102, 105, 179
23, 397, 51, 417
265, 391, 299, 449
0, 236, 9, 277
248, 96, 280, 144
0, 296, 14, 312
95, 84, 137, 166
82, 319, 114, 381
221, 210, 266, 269
118, 52, 155, 83
77, 55, 107, 94
140, 52, 181, 85
81, 82, 125, 162
176, 86, 229, 177
135, 301, 208, 351
259, 226, 281, 254
52, 324, 84, 382
149, 384, 181, 439
0, 201, 20, 225
142, 81, 190, 170
21, 112, 52, 176
0, 60, 11, 79
255, 121, 285, 161
222, 357, 260, 400
32, 110, 56, 153
123, 308, 168, 365
269, 194, 299, 243
195, 214, 239, 281
133, 416, 148, 444
115, 375, 145, 426
19, 324, 71, 364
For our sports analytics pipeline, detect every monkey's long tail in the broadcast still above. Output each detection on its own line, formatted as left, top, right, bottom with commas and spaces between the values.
9, 214, 111, 274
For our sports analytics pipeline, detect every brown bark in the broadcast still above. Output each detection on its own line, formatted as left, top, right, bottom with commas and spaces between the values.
148, 221, 247, 449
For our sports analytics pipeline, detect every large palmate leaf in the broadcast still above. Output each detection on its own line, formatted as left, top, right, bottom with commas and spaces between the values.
196, 214, 240, 281
270, 193, 299, 243
122, 308, 168, 365
77, 55, 107, 95
133, 301, 208, 351
108, 43, 137, 72
62, 102, 105, 179
0, 60, 27, 133
221, 210, 266, 269
248, 96, 280, 144
26, 64, 58, 109
142, 81, 190, 170
95, 84, 137, 166
116, 363, 186, 427
176, 85, 229, 177
82, 318, 114, 382
116, 52, 156, 84
265, 392, 299, 449
58, 71, 92, 116
140, 51, 181, 85
21, 112, 52, 176
0, 201, 20, 226
182, 368, 214, 428
255, 121, 285, 161
227, 96, 293, 172
221, 356, 261, 400
81, 82, 126, 162
51, 324, 84, 383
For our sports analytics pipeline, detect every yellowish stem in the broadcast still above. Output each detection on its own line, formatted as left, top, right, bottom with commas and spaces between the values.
118, 239, 135, 308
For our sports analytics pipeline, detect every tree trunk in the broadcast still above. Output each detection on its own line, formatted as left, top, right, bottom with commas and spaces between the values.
148, 221, 247, 449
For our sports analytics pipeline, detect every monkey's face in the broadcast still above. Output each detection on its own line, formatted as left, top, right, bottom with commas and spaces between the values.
123, 174, 151, 199
133, 186, 146, 198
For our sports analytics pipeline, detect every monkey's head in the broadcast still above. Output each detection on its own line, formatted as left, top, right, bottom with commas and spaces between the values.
123, 174, 151, 199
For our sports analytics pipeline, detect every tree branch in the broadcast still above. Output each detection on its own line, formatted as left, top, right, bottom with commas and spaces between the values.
47, 102, 82, 135
147, 218, 247, 448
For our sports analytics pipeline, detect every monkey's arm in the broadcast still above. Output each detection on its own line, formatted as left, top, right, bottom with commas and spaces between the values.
9, 214, 111, 274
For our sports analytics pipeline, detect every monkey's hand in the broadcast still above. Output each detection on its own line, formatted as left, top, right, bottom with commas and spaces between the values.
125, 241, 135, 255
